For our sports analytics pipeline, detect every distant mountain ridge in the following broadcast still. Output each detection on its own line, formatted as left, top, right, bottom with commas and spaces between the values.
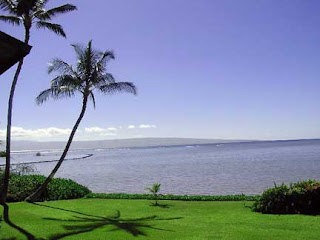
4, 138, 252, 152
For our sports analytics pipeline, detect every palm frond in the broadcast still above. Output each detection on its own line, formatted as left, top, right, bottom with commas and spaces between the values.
71, 43, 85, 59
33, 0, 47, 9
71, 43, 86, 74
0, 0, 16, 13
37, 4, 76, 20
39, 0, 50, 7
47, 4, 77, 15
0, 15, 21, 25
145, 183, 161, 194
89, 92, 96, 109
33, 8, 46, 19
145, 188, 155, 194
99, 82, 137, 95
51, 75, 82, 89
99, 50, 115, 63
52, 86, 77, 99
36, 86, 76, 105
90, 73, 115, 88
84, 40, 93, 76
36, 21, 66, 37
72, 41, 113, 79
48, 59, 76, 75
101, 73, 115, 83
72, 43, 94, 77
36, 88, 53, 104
75, 40, 98, 78
94, 50, 115, 74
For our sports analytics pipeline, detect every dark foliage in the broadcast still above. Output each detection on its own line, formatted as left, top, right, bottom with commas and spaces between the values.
85, 193, 259, 201
253, 180, 320, 215
0, 151, 6, 157
2, 174, 90, 202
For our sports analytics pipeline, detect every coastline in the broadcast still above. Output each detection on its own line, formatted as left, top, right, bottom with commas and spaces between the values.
2, 138, 319, 153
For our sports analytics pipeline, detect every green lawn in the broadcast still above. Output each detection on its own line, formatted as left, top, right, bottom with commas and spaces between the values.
1, 199, 320, 240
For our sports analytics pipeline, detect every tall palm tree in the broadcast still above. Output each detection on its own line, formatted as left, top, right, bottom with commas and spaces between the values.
0, 0, 76, 202
25, 41, 137, 202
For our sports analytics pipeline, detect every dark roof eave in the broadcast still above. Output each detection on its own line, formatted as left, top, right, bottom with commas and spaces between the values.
0, 31, 32, 75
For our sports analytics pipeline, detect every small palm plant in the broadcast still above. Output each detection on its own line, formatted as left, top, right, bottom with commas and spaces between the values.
25, 40, 137, 202
0, 0, 76, 202
146, 183, 161, 206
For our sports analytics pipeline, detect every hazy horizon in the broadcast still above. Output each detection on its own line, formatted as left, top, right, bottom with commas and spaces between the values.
6, 136, 320, 143
1, 137, 319, 152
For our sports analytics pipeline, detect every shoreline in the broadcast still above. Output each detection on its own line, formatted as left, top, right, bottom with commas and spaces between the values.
0, 153, 94, 166
3, 138, 320, 154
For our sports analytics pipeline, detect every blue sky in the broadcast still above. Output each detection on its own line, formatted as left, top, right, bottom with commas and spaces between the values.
1, 0, 320, 141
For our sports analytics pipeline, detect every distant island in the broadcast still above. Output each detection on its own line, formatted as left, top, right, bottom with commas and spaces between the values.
3, 138, 253, 152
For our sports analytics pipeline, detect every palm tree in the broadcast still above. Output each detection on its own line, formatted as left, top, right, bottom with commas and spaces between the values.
25, 41, 137, 202
0, 0, 76, 202
146, 183, 161, 206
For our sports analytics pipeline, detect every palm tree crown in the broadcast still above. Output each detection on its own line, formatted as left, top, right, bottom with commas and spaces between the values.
0, 0, 77, 38
36, 40, 137, 106
146, 183, 161, 195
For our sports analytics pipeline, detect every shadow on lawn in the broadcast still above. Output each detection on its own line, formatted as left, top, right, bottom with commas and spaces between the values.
31, 203, 182, 240
149, 203, 172, 208
1, 201, 37, 240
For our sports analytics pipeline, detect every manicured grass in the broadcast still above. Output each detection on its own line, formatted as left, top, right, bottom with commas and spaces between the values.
1, 199, 320, 240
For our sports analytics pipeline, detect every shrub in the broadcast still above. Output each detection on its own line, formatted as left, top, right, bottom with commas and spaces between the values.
85, 193, 259, 201
47, 178, 91, 201
253, 180, 320, 215
6, 174, 91, 202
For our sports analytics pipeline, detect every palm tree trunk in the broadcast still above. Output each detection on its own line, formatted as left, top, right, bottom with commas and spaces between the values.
1, 27, 30, 202
25, 95, 88, 202
155, 194, 158, 206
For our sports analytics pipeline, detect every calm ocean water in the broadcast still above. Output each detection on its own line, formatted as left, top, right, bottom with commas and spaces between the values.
5, 139, 320, 195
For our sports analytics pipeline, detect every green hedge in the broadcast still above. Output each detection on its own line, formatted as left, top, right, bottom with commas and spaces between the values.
85, 193, 259, 201
6, 174, 91, 202
253, 180, 320, 215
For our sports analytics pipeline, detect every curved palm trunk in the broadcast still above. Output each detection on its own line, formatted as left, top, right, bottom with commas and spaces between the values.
25, 95, 88, 202
1, 27, 30, 202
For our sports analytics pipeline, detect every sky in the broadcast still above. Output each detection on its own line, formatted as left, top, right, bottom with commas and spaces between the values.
1, 0, 320, 141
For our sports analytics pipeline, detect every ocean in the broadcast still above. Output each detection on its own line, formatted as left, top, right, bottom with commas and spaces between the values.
3, 139, 320, 195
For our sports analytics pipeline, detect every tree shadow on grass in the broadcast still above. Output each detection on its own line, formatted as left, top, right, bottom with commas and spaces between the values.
1, 201, 37, 240
31, 203, 182, 240
149, 203, 172, 208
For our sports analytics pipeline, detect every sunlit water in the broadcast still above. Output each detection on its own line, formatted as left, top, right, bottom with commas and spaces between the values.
4, 139, 320, 195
